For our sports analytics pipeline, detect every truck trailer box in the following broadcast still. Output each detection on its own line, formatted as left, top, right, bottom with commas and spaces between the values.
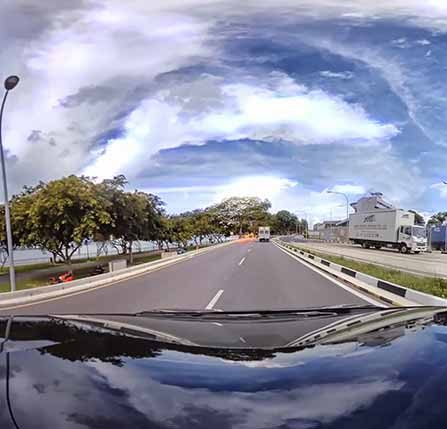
430, 225, 447, 251
349, 209, 414, 243
258, 226, 270, 242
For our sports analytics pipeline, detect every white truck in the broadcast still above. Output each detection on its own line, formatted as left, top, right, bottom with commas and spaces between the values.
348, 195, 427, 254
258, 226, 271, 242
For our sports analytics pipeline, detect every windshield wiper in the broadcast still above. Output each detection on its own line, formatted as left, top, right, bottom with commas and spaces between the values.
133, 305, 389, 320
51, 315, 199, 346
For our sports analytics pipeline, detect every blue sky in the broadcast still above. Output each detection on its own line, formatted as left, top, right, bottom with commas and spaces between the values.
2, 0, 447, 224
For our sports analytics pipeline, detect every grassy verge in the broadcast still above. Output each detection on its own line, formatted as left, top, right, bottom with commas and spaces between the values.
292, 245, 447, 299
0, 250, 161, 276
0, 253, 162, 294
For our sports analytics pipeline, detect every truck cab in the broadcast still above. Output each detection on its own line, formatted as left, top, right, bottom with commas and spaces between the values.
398, 225, 427, 254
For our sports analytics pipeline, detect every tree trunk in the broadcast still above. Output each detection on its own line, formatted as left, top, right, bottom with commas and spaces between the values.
129, 241, 134, 265
64, 247, 71, 266
0, 250, 7, 269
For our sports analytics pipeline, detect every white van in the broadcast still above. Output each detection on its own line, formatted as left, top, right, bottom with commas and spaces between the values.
259, 226, 271, 242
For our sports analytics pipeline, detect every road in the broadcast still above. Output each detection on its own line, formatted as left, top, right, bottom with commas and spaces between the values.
291, 241, 447, 278
0, 241, 372, 316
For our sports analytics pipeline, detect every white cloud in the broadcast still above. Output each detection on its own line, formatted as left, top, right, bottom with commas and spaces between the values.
146, 175, 297, 212
331, 184, 366, 195
320, 70, 353, 79
416, 39, 431, 45
391, 37, 409, 48
84, 72, 399, 180
249, 0, 447, 32
214, 176, 297, 202
1, 0, 213, 191
1, 0, 442, 216
430, 182, 447, 198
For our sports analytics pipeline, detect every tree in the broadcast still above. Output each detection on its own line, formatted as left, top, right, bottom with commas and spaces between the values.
178, 209, 215, 246
299, 218, 309, 238
16, 176, 112, 265
97, 176, 164, 263
110, 191, 161, 263
210, 197, 271, 235
273, 210, 299, 235
170, 215, 194, 248
409, 210, 425, 226
427, 212, 447, 227
151, 216, 174, 250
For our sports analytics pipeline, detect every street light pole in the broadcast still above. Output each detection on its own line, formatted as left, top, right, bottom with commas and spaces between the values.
327, 190, 349, 223
0, 76, 19, 292
327, 190, 350, 242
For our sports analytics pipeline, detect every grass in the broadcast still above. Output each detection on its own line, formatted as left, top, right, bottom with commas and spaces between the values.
129, 254, 161, 266
293, 245, 447, 299
0, 251, 162, 294
0, 250, 161, 276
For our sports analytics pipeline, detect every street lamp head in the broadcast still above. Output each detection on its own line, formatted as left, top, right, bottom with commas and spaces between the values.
4, 75, 19, 91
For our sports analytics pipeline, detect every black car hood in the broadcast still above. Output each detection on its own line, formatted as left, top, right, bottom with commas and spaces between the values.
1, 309, 447, 428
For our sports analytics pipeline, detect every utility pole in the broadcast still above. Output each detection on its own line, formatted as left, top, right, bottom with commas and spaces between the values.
0, 76, 20, 292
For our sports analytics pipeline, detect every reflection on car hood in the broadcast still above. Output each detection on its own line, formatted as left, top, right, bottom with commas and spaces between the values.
1, 308, 447, 428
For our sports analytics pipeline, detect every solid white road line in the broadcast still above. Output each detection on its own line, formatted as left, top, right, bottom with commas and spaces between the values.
238, 257, 246, 266
273, 243, 385, 307
205, 289, 224, 310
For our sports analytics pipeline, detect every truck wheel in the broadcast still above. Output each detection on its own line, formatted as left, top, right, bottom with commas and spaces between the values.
400, 244, 408, 254
375, 245, 381, 250
362, 242, 370, 249
414, 251, 420, 254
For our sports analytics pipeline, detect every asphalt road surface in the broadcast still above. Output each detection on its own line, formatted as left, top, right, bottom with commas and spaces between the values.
0, 241, 371, 316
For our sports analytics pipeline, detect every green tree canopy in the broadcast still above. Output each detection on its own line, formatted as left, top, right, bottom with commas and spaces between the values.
96, 176, 164, 261
15, 176, 112, 264
210, 196, 271, 234
427, 212, 447, 227
273, 210, 298, 234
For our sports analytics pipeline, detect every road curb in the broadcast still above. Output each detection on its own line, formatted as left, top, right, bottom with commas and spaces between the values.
275, 240, 447, 307
0, 240, 236, 308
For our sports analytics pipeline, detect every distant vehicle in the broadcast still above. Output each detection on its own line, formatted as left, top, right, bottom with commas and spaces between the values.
91, 265, 105, 276
258, 226, 270, 242
177, 247, 187, 254
349, 195, 427, 254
